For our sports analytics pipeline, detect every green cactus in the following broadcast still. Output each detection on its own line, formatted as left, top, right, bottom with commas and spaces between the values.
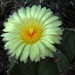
0, 0, 75, 75
7, 29, 75, 75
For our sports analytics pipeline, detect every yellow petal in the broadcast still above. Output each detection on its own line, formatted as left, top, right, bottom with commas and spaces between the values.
45, 47, 53, 57
10, 50, 17, 57
49, 35, 61, 44
31, 5, 37, 17
34, 5, 41, 19
24, 58, 28, 63
30, 43, 39, 61
4, 39, 18, 49
26, 7, 31, 19
10, 12, 21, 23
45, 21, 62, 28
41, 36, 54, 44
38, 7, 46, 19
34, 55, 40, 62
18, 7, 27, 20
20, 44, 30, 61
8, 40, 22, 54
15, 43, 25, 59
41, 40, 56, 52
40, 11, 53, 23
43, 16, 59, 25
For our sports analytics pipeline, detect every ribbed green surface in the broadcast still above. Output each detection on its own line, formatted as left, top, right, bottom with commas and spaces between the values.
56, 29, 75, 62
8, 58, 59, 75
8, 28, 75, 75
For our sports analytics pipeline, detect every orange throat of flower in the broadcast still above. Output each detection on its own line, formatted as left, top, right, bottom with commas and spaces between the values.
22, 26, 41, 43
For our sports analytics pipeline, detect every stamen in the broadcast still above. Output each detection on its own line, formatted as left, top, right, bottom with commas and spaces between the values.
29, 28, 34, 34
23, 26, 41, 43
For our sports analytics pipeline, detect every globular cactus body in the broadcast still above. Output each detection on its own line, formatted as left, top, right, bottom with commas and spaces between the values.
0, 0, 75, 75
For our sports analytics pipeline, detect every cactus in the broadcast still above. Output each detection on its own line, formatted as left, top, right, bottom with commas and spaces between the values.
6, 29, 75, 75
0, 0, 75, 75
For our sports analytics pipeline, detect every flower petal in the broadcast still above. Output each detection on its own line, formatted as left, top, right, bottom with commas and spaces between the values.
8, 40, 22, 54
40, 11, 53, 23
24, 58, 28, 63
26, 7, 31, 19
43, 16, 59, 25
4, 39, 18, 50
44, 27, 62, 32
1, 33, 20, 41
10, 50, 17, 57
31, 5, 37, 17
34, 55, 40, 62
41, 36, 54, 44
10, 12, 20, 23
45, 47, 53, 57
45, 21, 62, 28
34, 5, 41, 19
20, 44, 30, 61
30, 43, 39, 61
18, 7, 27, 20
37, 42, 46, 59
38, 7, 46, 19
49, 35, 62, 44
41, 40, 57, 52
43, 30, 58, 35
15, 43, 25, 59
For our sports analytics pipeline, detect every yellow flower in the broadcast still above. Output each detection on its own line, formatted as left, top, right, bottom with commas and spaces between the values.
1, 5, 63, 63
